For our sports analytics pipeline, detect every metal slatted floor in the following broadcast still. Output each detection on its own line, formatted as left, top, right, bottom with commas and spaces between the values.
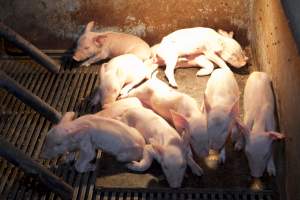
0, 58, 277, 200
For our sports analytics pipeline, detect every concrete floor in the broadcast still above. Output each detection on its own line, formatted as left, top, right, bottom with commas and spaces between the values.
95, 55, 277, 190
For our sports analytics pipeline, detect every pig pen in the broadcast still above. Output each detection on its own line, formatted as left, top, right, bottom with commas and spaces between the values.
0, 0, 299, 199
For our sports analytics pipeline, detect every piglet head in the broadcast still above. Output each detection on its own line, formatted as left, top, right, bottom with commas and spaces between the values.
171, 110, 209, 158
98, 63, 122, 106
217, 30, 248, 68
40, 112, 76, 159
150, 138, 187, 188
73, 21, 106, 62
245, 131, 285, 178
204, 95, 238, 151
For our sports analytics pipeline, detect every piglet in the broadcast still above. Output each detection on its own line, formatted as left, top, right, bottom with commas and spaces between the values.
91, 54, 152, 107
203, 68, 243, 163
155, 27, 248, 87
151, 43, 215, 77
240, 71, 284, 177
125, 76, 209, 159
73, 21, 151, 66
98, 101, 203, 187
120, 108, 203, 188
97, 97, 144, 118
40, 112, 146, 173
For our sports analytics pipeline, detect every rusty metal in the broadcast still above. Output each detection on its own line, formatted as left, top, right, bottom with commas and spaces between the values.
0, 70, 62, 124
0, 137, 73, 200
0, 22, 61, 73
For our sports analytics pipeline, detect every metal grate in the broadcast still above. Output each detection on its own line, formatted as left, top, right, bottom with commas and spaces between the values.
0, 58, 276, 200
0, 58, 100, 200
93, 188, 274, 200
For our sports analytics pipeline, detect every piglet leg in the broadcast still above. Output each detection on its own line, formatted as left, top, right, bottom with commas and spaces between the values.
74, 140, 96, 173
203, 51, 229, 69
232, 119, 247, 151
90, 87, 102, 106
126, 145, 154, 171
218, 147, 226, 164
64, 152, 77, 163
162, 49, 179, 88
194, 55, 215, 76
187, 147, 203, 176
267, 155, 276, 176
81, 53, 107, 67
119, 77, 146, 98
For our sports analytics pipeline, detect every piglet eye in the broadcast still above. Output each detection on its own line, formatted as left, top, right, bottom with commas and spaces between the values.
84, 47, 90, 50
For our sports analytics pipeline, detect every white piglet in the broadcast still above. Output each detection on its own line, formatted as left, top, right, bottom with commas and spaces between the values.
91, 54, 152, 107
204, 68, 243, 163
126, 77, 209, 159
151, 43, 215, 77
97, 97, 144, 118
119, 108, 203, 188
241, 72, 285, 177
73, 21, 151, 66
40, 112, 146, 173
155, 27, 248, 87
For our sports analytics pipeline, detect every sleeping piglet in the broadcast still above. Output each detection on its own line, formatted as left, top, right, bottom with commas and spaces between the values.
151, 43, 215, 77
97, 97, 144, 118
98, 101, 203, 188
203, 68, 243, 163
154, 27, 248, 87
91, 54, 153, 107
73, 21, 151, 66
240, 71, 285, 177
125, 75, 209, 159
40, 112, 146, 173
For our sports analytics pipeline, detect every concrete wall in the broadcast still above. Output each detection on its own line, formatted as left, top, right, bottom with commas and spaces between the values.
0, 0, 250, 49
251, 0, 300, 199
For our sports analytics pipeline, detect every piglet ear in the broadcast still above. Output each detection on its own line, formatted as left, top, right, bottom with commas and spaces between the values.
170, 110, 189, 135
85, 21, 94, 33
268, 131, 285, 140
60, 112, 76, 124
218, 29, 234, 38
93, 35, 107, 47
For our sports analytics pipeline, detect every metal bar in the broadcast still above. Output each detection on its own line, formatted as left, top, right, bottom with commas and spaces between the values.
0, 137, 73, 200
0, 71, 62, 124
0, 22, 61, 73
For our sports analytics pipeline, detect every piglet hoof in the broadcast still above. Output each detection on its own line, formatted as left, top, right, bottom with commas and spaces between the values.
89, 96, 100, 107
234, 142, 243, 151
75, 162, 96, 173
218, 154, 226, 164
126, 161, 145, 172
63, 152, 77, 163
196, 69, 212, 77
168, 81, 178, 88
267, 164, 276, 176
191, 165, 203, 176
80, 62, 91, 67
119, 91, 129, 99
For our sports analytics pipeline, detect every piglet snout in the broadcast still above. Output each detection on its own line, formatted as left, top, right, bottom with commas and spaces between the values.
73, 55, 80, 61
